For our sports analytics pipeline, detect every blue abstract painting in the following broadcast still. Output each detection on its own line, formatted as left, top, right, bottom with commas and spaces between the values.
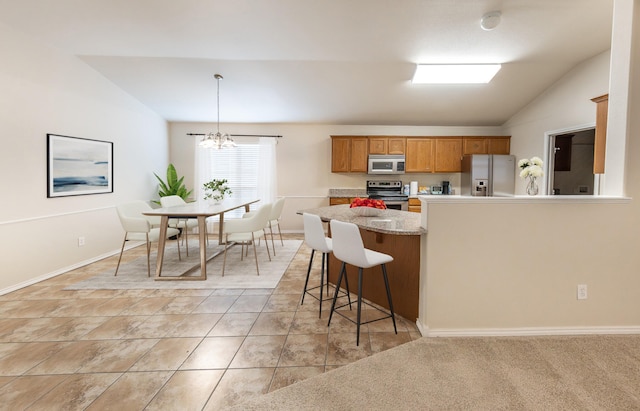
47, 134, 113, 197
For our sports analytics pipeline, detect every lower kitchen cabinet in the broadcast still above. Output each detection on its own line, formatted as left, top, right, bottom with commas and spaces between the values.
329, 197, 352, 206
408, 198, 421, 213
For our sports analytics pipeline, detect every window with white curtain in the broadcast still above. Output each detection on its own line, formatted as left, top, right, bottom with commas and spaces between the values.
195, 137, 277, 219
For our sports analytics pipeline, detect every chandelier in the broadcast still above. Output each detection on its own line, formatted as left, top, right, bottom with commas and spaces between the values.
199, 74, 237, 149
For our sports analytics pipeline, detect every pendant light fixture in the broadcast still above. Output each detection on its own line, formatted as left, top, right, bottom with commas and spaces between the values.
199, 74, 237, 149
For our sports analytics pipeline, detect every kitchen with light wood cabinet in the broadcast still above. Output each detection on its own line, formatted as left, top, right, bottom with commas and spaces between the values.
331, 135, 510, 174
434, 138, 463, 173
331, 136, 368, 172
405, 138, 434, 173
329, 197, 352, 205
369, 136, 406, 155
408, 198, 421, 213
591, 94, 608, 174
462, 136, 511, 155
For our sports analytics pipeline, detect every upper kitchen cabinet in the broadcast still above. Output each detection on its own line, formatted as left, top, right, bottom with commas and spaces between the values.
434, 138, 462, 172
462, 137, 488, 155
331, 136, 368, 172
488, 137, 510, 154
369, 136, 406, 155
591, 94, 608, 174
462, 136, 511, 155
405, 138, 434, 173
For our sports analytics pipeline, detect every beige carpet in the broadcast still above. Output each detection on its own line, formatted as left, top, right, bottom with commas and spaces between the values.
66, 240, 302, 290
233, 334, 640, 410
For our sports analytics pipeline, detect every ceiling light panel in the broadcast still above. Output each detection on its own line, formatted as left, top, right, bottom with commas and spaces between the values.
412, 64, 502, 84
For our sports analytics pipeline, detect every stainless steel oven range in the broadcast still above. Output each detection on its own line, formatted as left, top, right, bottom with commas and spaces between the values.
366, 180, 408, 211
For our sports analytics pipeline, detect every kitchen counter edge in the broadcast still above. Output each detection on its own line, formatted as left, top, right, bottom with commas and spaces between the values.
417, 195, 631, 204
298, 205, 426, 236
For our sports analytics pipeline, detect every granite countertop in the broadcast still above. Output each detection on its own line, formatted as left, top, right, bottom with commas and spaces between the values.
328, 189, 368, 198
298, 204, 426, 236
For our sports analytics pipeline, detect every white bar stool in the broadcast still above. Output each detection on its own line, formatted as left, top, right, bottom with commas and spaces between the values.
328, 219, 397, 346
300, 213, 351, 317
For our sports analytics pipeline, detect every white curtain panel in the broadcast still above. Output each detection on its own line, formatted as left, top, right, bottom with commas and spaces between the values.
256, 137, 277, 205
194, 136, 278, 225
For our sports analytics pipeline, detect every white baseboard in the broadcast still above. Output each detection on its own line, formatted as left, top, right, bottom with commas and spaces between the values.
0, 243, 141, 296
415, 322, 640, 338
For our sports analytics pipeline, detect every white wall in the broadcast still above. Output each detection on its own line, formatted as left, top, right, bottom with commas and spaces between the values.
418, 3, 640, 335
503, 50, 611, 195
169, 123, 504, 232
0, 23, 169, 291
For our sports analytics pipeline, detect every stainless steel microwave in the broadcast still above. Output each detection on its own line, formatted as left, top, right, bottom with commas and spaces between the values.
367, 154, 406, 175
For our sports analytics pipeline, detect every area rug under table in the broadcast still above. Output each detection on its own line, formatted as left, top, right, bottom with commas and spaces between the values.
66, 240, 302, 290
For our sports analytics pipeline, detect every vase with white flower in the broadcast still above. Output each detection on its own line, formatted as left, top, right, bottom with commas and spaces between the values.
518, 157, 544, 196
203, 179, 232, 204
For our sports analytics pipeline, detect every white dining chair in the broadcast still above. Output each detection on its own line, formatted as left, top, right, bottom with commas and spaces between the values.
242, 197, 286, 255
222, 203, 272, 276
266, 197, 285, 254
327, 219, 397, 346
160, 195, 199, 256
115, 201, 181, 277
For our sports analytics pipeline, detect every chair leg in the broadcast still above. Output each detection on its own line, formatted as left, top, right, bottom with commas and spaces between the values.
342, 262, 352, 310
277, 222, 283, 246
319, 251, 326, 318
328, 262, 346, 327
325, 252, 330, 295
381, 264, 397, 334
251, 233, 260, 276
176, 232, 181, 261
263, 233, 271, 262
146, 233, 151, 277
300, 249, 315, 306
222, 234, 228, 277
183, 220, 189, 257
268, 222, 276, 256
114, 234, 127, 276
356, 267, 363, 346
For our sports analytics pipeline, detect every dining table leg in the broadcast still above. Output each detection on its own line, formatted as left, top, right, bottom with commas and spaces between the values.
155, 216, 169, 278
198, 215, 208, 280
218, 212, 224, 245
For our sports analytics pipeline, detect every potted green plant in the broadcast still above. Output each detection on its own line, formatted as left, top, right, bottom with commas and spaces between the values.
203, 179, 232, 204
153, 163, 192, 204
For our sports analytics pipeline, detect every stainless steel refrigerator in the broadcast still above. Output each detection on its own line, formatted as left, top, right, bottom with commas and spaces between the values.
461, 154, 516, 196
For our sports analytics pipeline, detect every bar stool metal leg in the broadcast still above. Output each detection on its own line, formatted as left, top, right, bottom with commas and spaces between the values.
303, 250, 351, 318
301, 249, 316, 306
327, 262, 346, 326
381, 263, 397, 333
356, 267, 363, 346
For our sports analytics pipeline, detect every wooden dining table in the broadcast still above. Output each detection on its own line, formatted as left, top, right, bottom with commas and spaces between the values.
143, 198, 260, 280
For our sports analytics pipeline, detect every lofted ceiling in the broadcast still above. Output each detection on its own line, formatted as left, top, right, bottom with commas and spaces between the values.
0, 0, 613, 126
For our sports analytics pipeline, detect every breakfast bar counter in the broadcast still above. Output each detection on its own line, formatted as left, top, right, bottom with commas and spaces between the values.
299, 205, 426, 321
300, 204, 425, 236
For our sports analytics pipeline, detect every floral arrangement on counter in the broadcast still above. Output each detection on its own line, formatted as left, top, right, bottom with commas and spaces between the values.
349, 197, 387, 209
518, 156, 544, 196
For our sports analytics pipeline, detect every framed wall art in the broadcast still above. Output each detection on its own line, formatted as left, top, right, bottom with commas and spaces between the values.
47, 134, 113, 198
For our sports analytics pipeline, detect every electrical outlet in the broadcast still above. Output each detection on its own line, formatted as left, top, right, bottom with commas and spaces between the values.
577, 284, 587, 300
78, 236, 85, 247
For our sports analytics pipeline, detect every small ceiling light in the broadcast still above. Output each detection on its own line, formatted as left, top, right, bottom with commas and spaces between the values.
198, 73, 237, 149
480, 11, 502, 31
412, 64, 502, 84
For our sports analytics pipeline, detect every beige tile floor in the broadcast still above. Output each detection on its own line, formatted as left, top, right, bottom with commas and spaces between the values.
0, 234, 421, 409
